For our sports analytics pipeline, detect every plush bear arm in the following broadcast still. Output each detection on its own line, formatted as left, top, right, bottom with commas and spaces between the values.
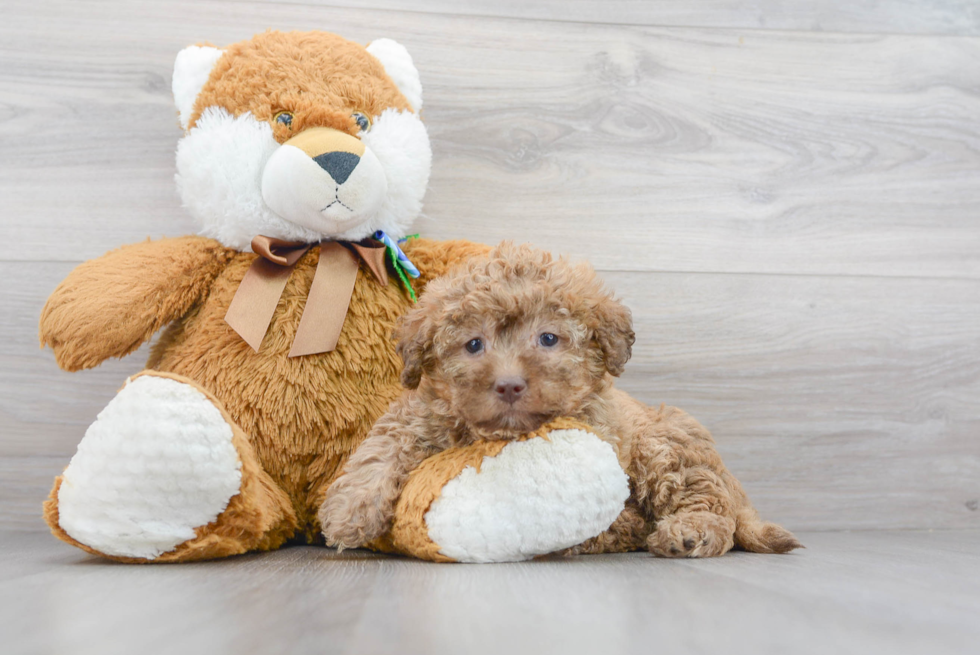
39, 237, 236, 371
399, 238, 492, 296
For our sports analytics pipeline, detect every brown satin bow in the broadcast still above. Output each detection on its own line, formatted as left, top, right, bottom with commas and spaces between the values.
225, 235, 389, 357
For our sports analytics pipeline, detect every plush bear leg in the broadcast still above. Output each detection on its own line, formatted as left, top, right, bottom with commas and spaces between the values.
44, 370, 297, 563
378, 420, 631, 563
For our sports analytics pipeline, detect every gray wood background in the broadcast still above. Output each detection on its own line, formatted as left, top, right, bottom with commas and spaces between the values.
3, 530, 979, 655
1, 0, 977, 532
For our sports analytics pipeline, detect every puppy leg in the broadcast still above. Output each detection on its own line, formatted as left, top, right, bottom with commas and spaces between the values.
628, 404, 800, 557
319, 402, 438, 550
643, 466, 737, 558
629, 406, 739, 558
560, 500, 652, 555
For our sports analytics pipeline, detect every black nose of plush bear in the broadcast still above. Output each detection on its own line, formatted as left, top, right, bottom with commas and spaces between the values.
314, 151, 360, 185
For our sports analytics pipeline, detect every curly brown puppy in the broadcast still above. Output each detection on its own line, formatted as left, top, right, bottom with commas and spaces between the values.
320, 243, 802, 557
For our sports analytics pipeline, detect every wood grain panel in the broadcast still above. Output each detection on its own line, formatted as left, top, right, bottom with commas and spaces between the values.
0, 262, 151, 461
2, 1, 979, 277
5, 262, 977, 531
251, 0, 980, 36
2, 0, 978, 533
610, 270, 980, 531
0, 457, 65, 531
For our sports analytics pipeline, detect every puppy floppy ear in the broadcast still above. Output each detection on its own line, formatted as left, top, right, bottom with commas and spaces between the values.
594, 295, 635, 377
394, 302, 436, 389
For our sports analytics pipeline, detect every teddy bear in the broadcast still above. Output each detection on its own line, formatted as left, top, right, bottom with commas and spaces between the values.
38, 30, 631, 563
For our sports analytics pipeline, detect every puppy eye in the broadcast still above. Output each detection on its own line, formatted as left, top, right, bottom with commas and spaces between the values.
464, 338, 484, 354
539, 333, 559, 347
352, 111, 371, 132
274, 111, 294, 128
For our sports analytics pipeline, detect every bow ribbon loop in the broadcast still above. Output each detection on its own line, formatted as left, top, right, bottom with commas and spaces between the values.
224, 234, 410, 357
250, 235, 314, 267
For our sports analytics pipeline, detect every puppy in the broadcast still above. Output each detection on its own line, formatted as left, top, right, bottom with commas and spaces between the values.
320, 243, 801, 557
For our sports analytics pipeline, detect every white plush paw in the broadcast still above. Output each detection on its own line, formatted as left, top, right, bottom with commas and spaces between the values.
57, 375, 242, 559
424, 429, 630, 563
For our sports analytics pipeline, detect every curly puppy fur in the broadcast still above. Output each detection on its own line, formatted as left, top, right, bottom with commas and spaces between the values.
320, 243, 802, 557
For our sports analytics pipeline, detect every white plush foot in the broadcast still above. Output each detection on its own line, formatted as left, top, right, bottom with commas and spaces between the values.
424, 429, 630, 563
57, 375, 242, 560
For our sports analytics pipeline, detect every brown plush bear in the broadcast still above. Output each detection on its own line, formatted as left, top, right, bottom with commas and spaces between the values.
38, 31, 489, 562
39, 31, 630, 564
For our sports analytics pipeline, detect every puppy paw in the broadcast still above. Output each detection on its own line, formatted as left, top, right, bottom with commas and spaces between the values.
647, 511, 735, 558
318, 487, 389, 550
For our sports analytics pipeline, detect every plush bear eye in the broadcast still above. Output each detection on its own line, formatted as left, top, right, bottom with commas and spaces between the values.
539, 333, 559, 347
352, 111, 371, 132
274, 111, 293, 127
464, 338, 484, 354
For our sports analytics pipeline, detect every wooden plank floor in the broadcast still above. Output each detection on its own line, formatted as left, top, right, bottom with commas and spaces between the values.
1, 529, 977, 655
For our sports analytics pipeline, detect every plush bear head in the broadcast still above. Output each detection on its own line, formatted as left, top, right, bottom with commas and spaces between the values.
172, 30, 431, 251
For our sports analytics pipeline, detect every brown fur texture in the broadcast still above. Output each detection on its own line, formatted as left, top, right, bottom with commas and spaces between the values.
321, 243, 802, 558
40, 236, 490, 559
188, 31, 412, 139
39, 237, 236, 371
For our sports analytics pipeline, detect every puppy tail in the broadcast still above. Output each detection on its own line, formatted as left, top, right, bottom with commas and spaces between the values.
734, 507, 803, 554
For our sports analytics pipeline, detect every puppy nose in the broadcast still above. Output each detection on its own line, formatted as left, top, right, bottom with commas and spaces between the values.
494, 377, 527, 404
313, 151, 360, 185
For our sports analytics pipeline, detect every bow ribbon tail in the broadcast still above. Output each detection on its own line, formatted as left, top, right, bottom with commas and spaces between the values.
225, 243, 312, 352
289, 242, 361, 357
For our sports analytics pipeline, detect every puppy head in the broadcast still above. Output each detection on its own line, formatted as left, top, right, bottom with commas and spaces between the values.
396, 242, 634, 437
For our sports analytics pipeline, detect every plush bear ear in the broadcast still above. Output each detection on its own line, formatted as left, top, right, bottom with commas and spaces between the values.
366, 38, 423, 112
172, 45, 225, 130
